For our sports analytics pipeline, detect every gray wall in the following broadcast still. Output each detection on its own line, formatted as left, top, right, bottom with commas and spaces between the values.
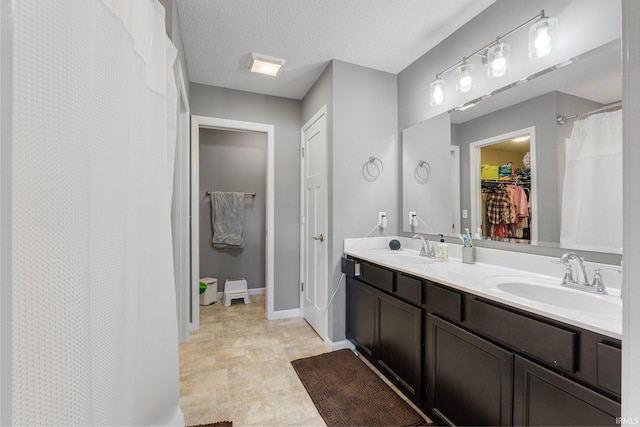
454, 91, 604, 244
456, 92, 559, 242
303, 60, 398, 342
159, 0, 190, 99
397, 0, 621, 131
190, 84, 302, 311
199, 129, 267, 292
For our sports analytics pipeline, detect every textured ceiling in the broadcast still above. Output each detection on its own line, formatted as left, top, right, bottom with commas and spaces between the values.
176, 0, 496, 100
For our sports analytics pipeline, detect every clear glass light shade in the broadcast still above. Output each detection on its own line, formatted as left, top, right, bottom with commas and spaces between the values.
430, 78, 446, 106
456, 62, 474, 93
487, 43, 511, 78
529, 17, 558, 58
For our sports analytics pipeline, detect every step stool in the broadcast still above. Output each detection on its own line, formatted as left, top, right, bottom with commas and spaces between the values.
223, 278, 249, 306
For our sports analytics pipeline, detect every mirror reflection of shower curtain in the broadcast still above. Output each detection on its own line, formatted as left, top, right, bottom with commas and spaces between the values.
560, 110, 622, 253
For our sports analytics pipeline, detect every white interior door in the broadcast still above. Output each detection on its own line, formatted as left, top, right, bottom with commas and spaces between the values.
301, 106, 327, 339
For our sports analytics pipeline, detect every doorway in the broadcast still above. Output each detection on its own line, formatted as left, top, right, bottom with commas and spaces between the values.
199, 129, 266, 303
190, 116, 275, 328
469, 127, 538, 243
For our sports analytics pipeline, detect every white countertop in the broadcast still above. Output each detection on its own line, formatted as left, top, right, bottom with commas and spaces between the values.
344, 237, 622, 340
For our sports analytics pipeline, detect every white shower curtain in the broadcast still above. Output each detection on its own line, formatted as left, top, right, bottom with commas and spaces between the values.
12, 1, 182, 425
560, 110, 623, 253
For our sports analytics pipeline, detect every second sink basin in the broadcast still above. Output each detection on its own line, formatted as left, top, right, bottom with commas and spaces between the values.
484, 275, 621, 316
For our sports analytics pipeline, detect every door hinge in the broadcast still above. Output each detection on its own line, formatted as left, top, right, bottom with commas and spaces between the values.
301, 282, 304, 292
301, 147, 305, 158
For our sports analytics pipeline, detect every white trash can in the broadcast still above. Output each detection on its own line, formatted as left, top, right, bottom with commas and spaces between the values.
199, 277, 217, 306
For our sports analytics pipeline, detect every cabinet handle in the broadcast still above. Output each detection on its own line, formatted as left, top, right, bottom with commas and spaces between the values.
312, 234, 324, 242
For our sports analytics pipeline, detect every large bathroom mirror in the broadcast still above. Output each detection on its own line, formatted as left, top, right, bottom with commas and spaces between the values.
402, 37, 622, 255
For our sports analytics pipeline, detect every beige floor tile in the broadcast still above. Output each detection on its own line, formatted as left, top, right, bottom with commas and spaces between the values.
179, 294, 327, 426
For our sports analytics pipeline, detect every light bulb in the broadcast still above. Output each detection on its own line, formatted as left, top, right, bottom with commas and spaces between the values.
486, 42, 510, 78
456, 62, 475, 93
430, 78, 446, 106
529, 16, 557, 58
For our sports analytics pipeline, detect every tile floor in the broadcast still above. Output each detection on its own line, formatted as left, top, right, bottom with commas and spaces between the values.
179, 293, 431, 426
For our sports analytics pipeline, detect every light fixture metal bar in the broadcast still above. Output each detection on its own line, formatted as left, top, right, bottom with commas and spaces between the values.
435, 10, 545, 79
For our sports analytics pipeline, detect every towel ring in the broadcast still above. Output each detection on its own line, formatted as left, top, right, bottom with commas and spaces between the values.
363, 156, 383, 181
415, 160, 431, 184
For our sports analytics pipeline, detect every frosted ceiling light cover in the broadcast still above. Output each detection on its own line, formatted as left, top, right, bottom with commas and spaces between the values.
529, 16, 558, 58
456, 62, 474, 93
248, 53, 285, 76
430, 78, 446, 106
487, 42, 511, 78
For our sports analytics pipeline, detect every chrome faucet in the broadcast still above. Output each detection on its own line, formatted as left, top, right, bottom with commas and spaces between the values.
560, 252, 589, 286
559, 252, 620, 295
413, 234, 435, 258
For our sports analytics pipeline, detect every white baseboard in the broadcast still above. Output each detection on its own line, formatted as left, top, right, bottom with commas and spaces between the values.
268, 308, 301, 320
325, 338, 355, 351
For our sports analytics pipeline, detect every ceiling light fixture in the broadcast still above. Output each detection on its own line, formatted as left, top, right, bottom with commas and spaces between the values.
248, 53, 286, 77
427, 10, 556, 106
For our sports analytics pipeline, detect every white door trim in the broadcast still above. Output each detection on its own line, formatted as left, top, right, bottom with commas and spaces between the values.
299, 105, 328, 342
469, 126, 538, 242
173, 62, 190, 343
450, 145, 461, 235
190, 115, 276, 322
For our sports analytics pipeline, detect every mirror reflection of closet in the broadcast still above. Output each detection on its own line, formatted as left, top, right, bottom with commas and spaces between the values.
470, 127, 538, 244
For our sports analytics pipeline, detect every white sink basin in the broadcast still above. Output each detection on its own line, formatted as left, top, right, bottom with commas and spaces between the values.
484, 275, 621, 316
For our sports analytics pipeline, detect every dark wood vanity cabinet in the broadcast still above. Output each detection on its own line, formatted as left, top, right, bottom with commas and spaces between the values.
346, 277, 376, 358
377, 291, 422, 398
513, 355, 620, 426
427, 314, 513, 426
345, 262, 423, 402
344, 256, 621, 426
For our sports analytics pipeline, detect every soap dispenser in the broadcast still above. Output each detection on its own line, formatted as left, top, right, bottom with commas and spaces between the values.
436, 234, 448, 262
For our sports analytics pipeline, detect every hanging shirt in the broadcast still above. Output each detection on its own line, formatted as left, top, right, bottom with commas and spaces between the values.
486, 192, 512, 225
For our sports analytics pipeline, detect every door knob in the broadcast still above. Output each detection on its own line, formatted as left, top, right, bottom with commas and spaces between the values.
312, 234, 324, 242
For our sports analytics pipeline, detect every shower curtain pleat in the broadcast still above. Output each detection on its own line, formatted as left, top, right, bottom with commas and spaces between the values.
11, 1, 183, 425
560, 110, 623, 253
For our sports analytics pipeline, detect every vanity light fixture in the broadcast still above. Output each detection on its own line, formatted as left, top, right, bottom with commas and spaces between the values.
248, 53, 286, 76
430, 76, 446, 106
529, 13, 558, 58
486, 40, 511, 78
456, 61, 475, 93
427, 10, 556, 105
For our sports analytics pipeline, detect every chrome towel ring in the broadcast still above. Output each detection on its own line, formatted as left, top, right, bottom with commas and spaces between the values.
363, 156, 383, 181
415, 160, 431, 183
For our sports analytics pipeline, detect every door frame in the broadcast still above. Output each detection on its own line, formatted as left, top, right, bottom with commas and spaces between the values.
299, 105, 329, 342
469, 126, 538, 242
450, 145, 461, 235
173, 62, 190, 342
190, 115, 275, 324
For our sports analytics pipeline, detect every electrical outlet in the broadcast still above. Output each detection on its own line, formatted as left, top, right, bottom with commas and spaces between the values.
462, 209, 469, 219
378, 212, 387, 228
409, 211, 417, 227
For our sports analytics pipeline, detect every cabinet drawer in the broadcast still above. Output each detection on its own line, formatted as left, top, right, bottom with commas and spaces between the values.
341, 256, 359, 278
360, 261, 394, 292
427, 283, 462, 322
596, 342, 621, 395
395, 274, 423, 305
471, 300, 576, 372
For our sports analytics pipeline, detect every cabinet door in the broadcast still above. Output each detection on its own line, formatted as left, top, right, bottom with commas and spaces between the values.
513, 355, 620, 426
377, 291, 422, 401
346, 277, 376, 358
427, 314, 513, 426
